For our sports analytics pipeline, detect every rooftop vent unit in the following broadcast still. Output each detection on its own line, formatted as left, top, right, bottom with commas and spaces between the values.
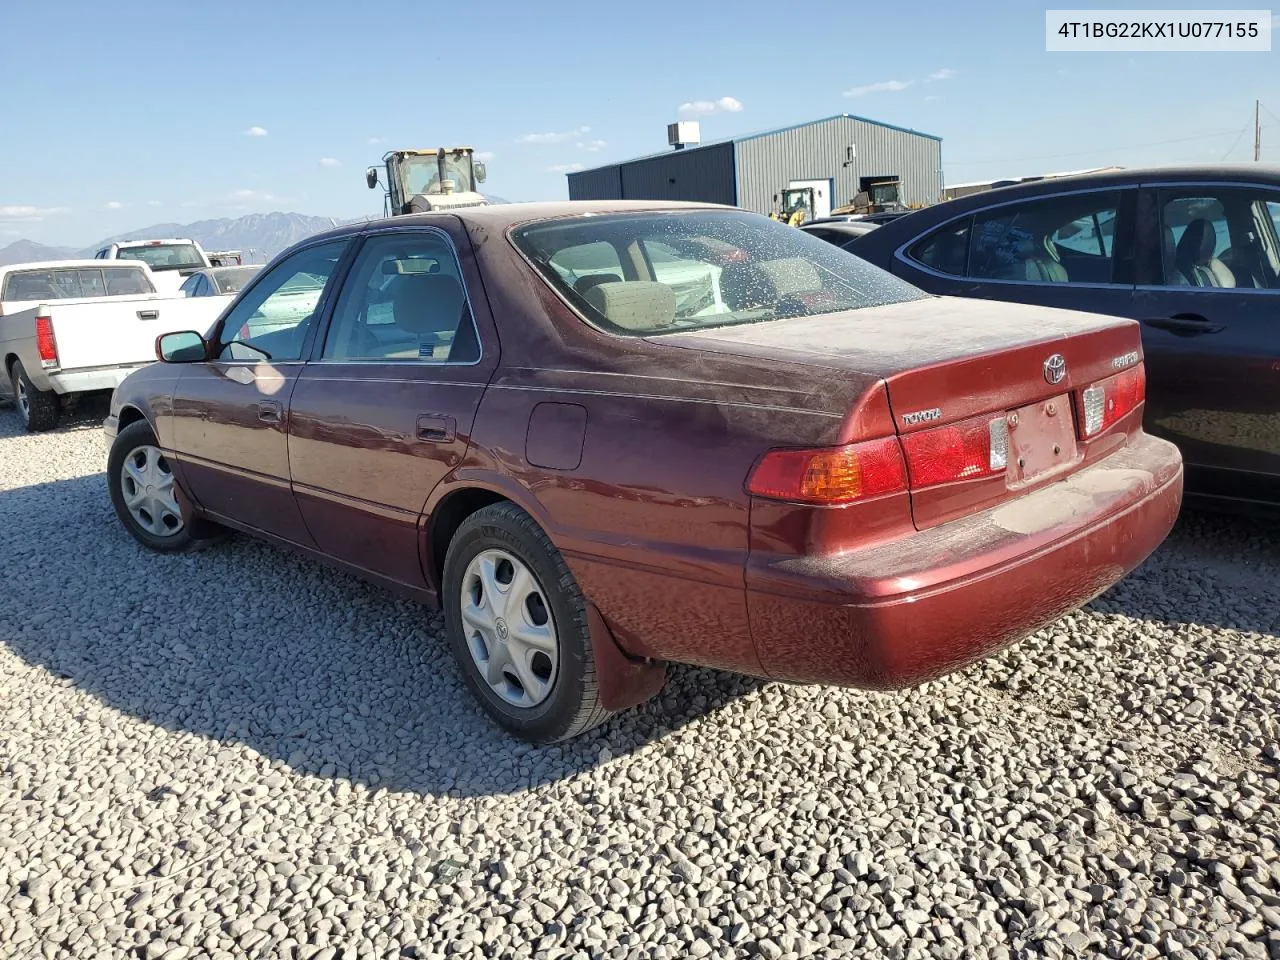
667, 121, 701, 151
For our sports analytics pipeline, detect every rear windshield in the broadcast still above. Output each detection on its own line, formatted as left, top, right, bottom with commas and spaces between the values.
511, 209, 925, 336
211, 266, 260, 294
115, 243, 205, 270
1, 266, 155, 301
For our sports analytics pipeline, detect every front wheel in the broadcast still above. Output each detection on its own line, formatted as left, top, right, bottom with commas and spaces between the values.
10, 360, 60, 432
107, 420, 196, 552
442, 503, 615, 742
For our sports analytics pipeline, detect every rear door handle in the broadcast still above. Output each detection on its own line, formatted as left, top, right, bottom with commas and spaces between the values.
256, 400, 282, 423
137, 309, 159, 320
416, 414, 456, 442
1142, 314, 1225, 336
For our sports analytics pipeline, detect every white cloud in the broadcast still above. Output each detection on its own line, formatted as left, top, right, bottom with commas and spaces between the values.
319, 157, 341, 168
229, 188, 282, 203
147, 200, 162, 207
243, 125, 268, 137
0, 205, 69, 222
367, 136, 384, 145
678, 96, 743, 117
576, 139, 608, 152
842, 79, 913, 98
518, 126, 591, 144
925, 68, 957, 82
474, 151, 495, 161
547, 162, 584, 174
106, 201, 124, 210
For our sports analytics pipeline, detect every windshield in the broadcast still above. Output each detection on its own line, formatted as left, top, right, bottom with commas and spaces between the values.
115, 243, 205, 271
211, 266, 260, 294
404, 155, 474, 196
512, 209, 926, 336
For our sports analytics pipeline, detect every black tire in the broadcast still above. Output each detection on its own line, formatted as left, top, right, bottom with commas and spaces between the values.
442, 502, 614, 743
11, 360, 60, 432
107, 420, 198, 553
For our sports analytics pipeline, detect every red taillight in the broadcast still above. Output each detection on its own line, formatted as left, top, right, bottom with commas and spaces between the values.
900, 414, 1009, 489
1080, 365, 1145, 437
748, 436, 908, 505
35, 315, 58, 367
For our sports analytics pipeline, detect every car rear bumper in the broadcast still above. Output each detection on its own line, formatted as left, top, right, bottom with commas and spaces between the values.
746, 433, 1183, 688
47, 365, 147, 396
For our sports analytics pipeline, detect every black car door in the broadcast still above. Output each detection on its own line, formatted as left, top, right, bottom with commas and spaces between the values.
1129, 183, 1280, 507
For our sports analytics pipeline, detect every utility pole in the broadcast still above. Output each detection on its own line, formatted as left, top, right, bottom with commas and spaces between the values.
1255, 99, 1262, 161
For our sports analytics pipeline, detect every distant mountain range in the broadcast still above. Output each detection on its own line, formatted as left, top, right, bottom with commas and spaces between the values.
0, 199, 515, 268
0, 212, 342, 267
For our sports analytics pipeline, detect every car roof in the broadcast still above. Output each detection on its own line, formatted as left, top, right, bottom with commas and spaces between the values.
112, 238, 199, 246
308, 200, 736, 246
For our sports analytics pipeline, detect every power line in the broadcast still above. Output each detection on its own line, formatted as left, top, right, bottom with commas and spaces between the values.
948, 124, 1278, 166
1221, 108, 1255, 160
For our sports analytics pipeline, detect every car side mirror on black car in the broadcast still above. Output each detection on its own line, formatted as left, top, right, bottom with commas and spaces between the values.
156, 331, 208, 363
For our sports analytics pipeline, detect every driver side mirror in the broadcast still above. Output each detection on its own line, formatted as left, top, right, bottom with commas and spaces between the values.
366, 167, 380, 189
156, 331, 207, 363
473, 161, 487, 184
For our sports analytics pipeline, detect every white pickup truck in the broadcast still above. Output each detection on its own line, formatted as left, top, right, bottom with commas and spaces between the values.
0, 260, 231, 431
93, 238, 213, 294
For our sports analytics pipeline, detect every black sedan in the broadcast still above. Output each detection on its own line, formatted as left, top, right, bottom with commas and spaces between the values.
837, 163, 1280, 514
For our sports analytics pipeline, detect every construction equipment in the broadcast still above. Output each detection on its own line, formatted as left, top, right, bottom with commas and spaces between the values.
831, 179, 905, 217
366, 148, 488, 217
769, 187, 815, 226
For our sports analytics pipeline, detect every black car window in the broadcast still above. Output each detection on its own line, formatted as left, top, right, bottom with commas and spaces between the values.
1158, 188, 1280, 290
908, 219, 972, 276
968, 192, 1120, 284
322, 231, 480, 363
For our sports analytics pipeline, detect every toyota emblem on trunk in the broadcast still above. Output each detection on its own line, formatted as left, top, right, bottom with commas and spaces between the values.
1043, 353, 1067, 385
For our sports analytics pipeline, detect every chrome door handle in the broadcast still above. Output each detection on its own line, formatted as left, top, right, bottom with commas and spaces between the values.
137, 309, 159, 320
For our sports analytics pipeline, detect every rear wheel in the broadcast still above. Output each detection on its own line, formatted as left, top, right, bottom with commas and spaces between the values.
442, 503, 614, 742
107, 420, 195, 552
10, 360, 59, 432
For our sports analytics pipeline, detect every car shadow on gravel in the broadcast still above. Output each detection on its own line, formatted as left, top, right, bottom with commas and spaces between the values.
0, 472, 767, 798
1087, 507, 1280, 637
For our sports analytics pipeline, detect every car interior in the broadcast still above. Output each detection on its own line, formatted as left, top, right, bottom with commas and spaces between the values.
1161, 195, 1280, 289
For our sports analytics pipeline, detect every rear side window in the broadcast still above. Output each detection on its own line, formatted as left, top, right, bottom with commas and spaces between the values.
908, 219, 972, 276
512, 209, 924, 336
967, 193, 1120, 284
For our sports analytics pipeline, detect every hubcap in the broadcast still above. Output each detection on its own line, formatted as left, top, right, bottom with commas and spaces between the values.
120, 444, 184, 538
14, 377, 28, 422
461, 548, 559, 708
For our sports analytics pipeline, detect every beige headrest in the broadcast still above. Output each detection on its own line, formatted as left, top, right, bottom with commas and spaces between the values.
583, 281, 676, 331
756, 257, 822, 296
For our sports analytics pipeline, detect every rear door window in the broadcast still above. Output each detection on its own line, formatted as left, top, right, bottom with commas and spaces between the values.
968, 192, 1120, 284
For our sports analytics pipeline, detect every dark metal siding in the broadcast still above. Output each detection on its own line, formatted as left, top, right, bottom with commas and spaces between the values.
618, 142, 736, 205
734, 116, 942, 214
567, 165, 622, 201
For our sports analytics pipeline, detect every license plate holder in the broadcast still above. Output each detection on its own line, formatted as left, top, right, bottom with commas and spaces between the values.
1008, 393, 1077, 485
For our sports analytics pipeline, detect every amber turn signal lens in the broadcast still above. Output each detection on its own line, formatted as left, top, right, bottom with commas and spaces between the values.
748, 437, 908, 505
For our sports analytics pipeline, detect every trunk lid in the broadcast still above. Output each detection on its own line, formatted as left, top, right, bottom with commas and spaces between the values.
656, 296, 1145, 528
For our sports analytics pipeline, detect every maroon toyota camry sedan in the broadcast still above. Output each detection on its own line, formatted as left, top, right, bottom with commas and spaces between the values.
104, 201, 1183, 742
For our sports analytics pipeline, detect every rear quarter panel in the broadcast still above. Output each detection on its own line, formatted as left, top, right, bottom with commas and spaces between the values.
447, 221, 881, 675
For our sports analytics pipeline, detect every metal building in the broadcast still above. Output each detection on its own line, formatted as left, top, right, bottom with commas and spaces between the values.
566, 114, 943, 218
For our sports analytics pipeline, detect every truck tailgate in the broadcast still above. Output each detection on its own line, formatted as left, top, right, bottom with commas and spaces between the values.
49, 295, 230, 371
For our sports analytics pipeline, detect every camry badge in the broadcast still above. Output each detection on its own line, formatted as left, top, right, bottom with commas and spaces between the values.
1043, 353, 1067, 385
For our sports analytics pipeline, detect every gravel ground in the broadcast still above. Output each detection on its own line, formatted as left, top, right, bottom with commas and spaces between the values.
1, 401, 1278, 960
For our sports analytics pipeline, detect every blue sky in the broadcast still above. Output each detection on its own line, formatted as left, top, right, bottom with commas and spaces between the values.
1, 0, 1277, 246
